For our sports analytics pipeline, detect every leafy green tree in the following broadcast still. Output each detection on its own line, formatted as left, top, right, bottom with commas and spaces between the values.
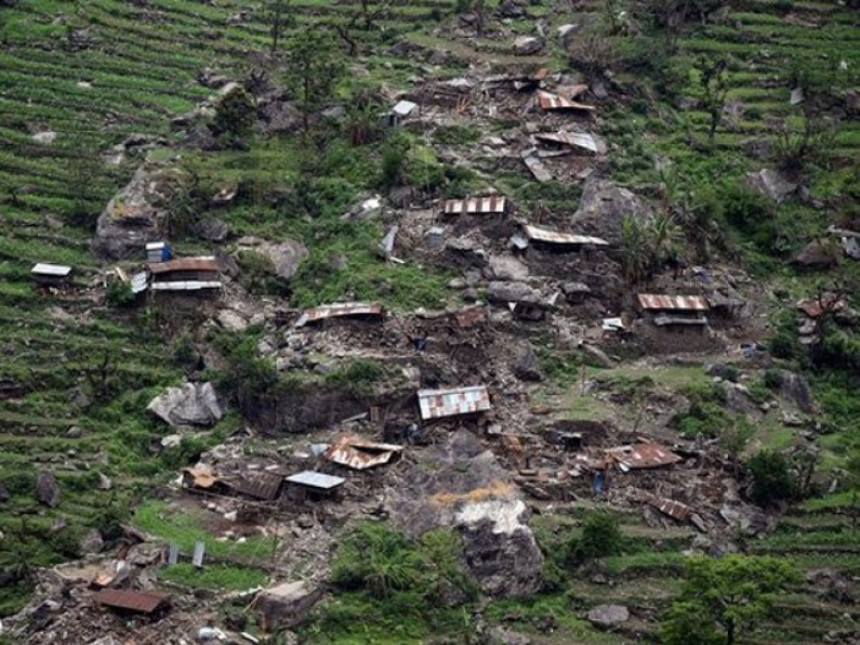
720, 416, 754, 478
698, 55, 729, 145
662, 555, 800, 645
570, 512, 623, 563
285, 30, 346, 138
619, 215, 650, 285
747, 450, 797, 506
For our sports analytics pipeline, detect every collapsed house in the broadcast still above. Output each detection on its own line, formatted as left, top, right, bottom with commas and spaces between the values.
537, 90, 595, 113
92, 589, 171, 617
323, 435, 403, 470
31, 263, 73, 290
148, 257, 222, 294
533, 131, 607, 155
636, 294, 709, 333
294, 302, 385, 328
514, 223, 609, 253
443, 196, 507, 216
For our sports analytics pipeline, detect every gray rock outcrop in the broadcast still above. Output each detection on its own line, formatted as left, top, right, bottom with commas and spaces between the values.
36, 471, 60, 507
745, 168, 796, 203
587, 604, 629, 628
93, 166, 188, 259
147, 382, 224, 428
386, 430, 543, 597
235, 236, 308, 280
571, 177, 653, 244
513, 36, 543, 56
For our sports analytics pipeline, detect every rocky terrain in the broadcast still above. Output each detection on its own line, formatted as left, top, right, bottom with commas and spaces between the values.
0, 0, 858, 643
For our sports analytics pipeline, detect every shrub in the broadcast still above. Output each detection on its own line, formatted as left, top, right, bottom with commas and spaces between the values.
763, 369, 784, 390
747, 450, 797, 506
105, 280, 135, 308
211, 86, 256, 149
570, 512, 623, 563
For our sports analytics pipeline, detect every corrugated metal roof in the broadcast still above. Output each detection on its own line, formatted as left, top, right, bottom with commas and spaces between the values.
148, 257, 221, 274
227, 471, 284, 501
605, 443, 681, 470
523, 224, 609, 246
324, 435, 403, 470
646, 495, 692, 521
285, 471, 345, 490
538, 91, 595, 112
534, 131, 604, 154
443, 196, 506, 215
31, 263, 72, 277
418, 385, 491, 420
150, 281, 222, 291
294, 302, 384, 327
637, 294, 709, 311
93, 589, 170, 614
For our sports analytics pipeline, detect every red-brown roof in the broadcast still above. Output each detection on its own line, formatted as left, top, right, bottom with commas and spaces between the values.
637, 294, 709, 312
605, 443, 681, 469
148, 257, 221, 275
93, 589, 170, 613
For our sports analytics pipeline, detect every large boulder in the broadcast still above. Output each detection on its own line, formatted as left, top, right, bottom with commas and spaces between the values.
92, 165, 188, 259
147, 382, 224, 428
587, 604, 629, 629
793, 241, 836, 269
511, 343, 543, 382
745, 168, 796, 203
488, 281, 541, 305
253, 581, 322, 633
235, 236, 308, 280
35, 471, 60, 507
489, 255, 529, 281
386, 430, 543, 597
571, 177, 653, 244
777, 370, 815, 413
513, 36, 543, 56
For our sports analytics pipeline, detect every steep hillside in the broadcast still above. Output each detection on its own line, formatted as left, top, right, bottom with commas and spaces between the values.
0, 0, 857, 642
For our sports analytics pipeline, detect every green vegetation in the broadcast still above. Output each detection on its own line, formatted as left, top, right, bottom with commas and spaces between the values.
747, 450, 798, 506
662, 554, 801, 645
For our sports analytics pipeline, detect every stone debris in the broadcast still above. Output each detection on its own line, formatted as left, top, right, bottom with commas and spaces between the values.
587, 604, 629, 628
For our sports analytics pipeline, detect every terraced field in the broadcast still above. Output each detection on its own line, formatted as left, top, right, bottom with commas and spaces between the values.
0, 0, 857, 640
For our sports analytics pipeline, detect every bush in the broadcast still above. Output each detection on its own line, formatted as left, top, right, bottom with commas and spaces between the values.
764, 368, 784, 390
105, 280, 135, 308
211, 86, 256, 149
570, 512, 623, 563
747, 450, 797, 506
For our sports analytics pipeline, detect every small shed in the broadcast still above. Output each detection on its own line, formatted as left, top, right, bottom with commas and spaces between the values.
284, 471, 345, 502
636, 294, 709, 333
145, 242, 172, 263
31, 263, 73, 289
149, 257, 222, 293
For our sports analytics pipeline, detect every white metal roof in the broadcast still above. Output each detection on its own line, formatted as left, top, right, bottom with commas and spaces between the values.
149, 281, 222, 291
285, 471, 346, 490
523, 224, 609, 246
31, 263, 72, 276
418, 385, 491, 420
146, 242, 167, 250
393, 100, 418, 117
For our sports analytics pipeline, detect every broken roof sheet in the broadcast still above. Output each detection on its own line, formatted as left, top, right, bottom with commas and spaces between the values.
392, 100, 418, 117
93, 589, 169, 614
286, 471, 346, 490
523, 224, 609, 246
522, 155, 552, 182
605, 443, 681, 470
148, 257, 220, 274
31, 263, 72, 277
324, 435, 403, 470
295, 302, 384, 327
443, 196, 506, 215
130, 272, 149, 294
646, 495, 692, 521
538, 91, 595, 112
226, 471, 284, 501
418, 385, 491, 420
653, 314, 708, 326
533, 131, 605, 154
637, 294, 709, 312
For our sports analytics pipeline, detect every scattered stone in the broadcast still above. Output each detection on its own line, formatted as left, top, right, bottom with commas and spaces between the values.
587, 604, 629, 629
80, 529, 104, 554
511, 343, 543, 382
489, 255, 529, 281
745, 168, 796, 203
66, 426, 83, 438
513, 36, 543, 56
147, 382, 224, 428
195, 217, 230, 242
296, 514, 314, 529
487, 625, 531, 645
35, 472, 60, 507
32, 130, 57, 145
98, 473, 112, 491
793, 241, 836, 269
161, 434, 182, 448
578, 342, 613, 368
217, 309, 249, 333
254, 581, 322, 633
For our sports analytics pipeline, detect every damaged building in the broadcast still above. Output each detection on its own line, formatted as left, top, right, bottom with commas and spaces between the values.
294, 302, 385, 328
636, 294, 710, 334
148, 257, 222, 294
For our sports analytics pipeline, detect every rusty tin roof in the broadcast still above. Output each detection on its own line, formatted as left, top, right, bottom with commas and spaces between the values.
646, 495, 692, 521
295, 302, 384, 327
324, 435, 403, 470
93, 589, 170, 614
227, 471, 284, 501
637, 294, 709, 312
148, 257, 221, 274
418, 385, 491, 420
523, 224, 609, 246
443, 196, 506, 215
537, 91, 595, 112
605, 443, 681, 470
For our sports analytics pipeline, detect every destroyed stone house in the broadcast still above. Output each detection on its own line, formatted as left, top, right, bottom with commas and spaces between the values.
636, 294, 710, 334
147, 257, 222, 294
294, 302, 385, 328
